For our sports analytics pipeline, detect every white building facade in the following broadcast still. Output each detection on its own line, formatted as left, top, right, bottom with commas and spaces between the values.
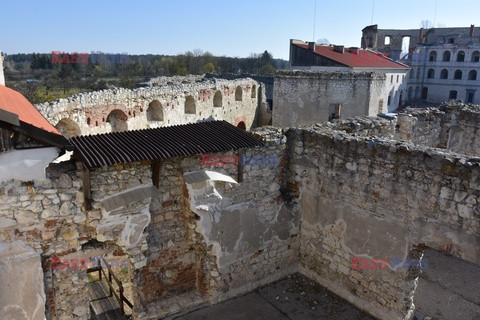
406, 45, 480, 104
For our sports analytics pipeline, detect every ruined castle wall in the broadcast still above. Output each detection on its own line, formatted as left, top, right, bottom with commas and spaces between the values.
36, 78, 260, 137
134, 129, 299, 319
0, 164, 91, 320
272, 71, 386, 128
287, 126, 480, 319
0, 128, 297, 320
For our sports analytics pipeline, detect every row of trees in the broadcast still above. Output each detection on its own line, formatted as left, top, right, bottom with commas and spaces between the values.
4, 50, 286, 103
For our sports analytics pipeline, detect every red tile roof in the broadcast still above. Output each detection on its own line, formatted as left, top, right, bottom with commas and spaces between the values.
294, 43, 409, 70
0, 85, 60, 135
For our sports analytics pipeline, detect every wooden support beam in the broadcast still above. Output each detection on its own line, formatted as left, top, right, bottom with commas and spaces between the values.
152, 159, 162, 188
237, 149, 243, 183
81, 163, 93, 211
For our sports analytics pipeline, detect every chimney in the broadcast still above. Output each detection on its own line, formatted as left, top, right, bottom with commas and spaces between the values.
349, 47, 359, 54
0, 51, 4, 86
419, 28, 424, 43
470, 24, 475, 37
308, 42, 316, 51
333, 45, 345, 54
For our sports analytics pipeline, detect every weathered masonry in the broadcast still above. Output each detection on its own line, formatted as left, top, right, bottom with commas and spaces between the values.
272, 70, 389, 127
1, 96, 480, 319
36, 77, 268, 138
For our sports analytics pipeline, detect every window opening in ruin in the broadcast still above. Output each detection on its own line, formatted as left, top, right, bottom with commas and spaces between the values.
443, 51, 451, 61
81, 241, 134, 318
449, 90, 458, 99
237, 121, 246, 130
107, 110, 128, 132
55, 118, 81, 138
391, 75, 393, 83
401, 36, 410, 59
87, 117, 91, 125
468, 70, 477, 80
472, 51, 480, 62
396, 75, 399, 82
377, 99, 384, 114
408, 87, 413, 100
251, 85, 257, 98
213, 90, 222, 108
384, 36, 391, 45
415, 87, 420, 98
421, 87, 428, 100
457, 51, 465, 62
184, 96, 196, 114
235, 86, 243, 101
454, 70, 462, 80
387, 95, 392, 105
466, 90, 476, 103
427, 69, 435, 79
147, 100, 164, 121
448, 38, 454, 44
429, 51, 437, 62
441, 69, 448, 79
416, 68, 420, 79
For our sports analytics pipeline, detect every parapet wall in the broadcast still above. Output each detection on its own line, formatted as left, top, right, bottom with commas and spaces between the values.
287, 122, 480, 319
36, 77, 264, 137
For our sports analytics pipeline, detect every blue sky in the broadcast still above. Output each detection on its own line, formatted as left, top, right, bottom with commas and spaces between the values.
1, 0, 478, 60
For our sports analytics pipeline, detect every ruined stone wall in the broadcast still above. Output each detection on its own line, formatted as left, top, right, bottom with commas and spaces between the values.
36, 77, 260, 137
135, 129, 299, 319
0, 163, 91, 320
0, 128, 298, 320
395, 105, 480, 157
272, 71, 387, 127
287, 125, 480, 320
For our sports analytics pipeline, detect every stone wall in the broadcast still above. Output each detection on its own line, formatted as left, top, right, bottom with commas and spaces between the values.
0, 127, 298, 320
36, 77, 261, 138
272, 70, 388, 128
287, 123, 480, 319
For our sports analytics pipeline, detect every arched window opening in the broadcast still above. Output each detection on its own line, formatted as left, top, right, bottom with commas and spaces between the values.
454, 70, 462, 80
235, 86, 243, 101
213, 91, 222, 108
184, 96, 196, 114
440, 69, 448, 79
147, 100, 164, 121
443, 51, 451, 62
107, 109, 128, 132
469, 70, 477, 80
427, 69, 435, 79
55, 118, 81, 138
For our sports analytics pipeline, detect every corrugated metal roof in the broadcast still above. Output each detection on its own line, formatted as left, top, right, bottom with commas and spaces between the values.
70, 120, 264, 168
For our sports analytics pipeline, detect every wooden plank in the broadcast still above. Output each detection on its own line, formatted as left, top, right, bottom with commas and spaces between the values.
88, 281, 125, 320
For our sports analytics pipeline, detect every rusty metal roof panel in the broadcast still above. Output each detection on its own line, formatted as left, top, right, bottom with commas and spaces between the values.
69, 120, 264, 168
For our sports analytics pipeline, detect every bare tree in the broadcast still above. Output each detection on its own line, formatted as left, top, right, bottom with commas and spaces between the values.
421, 20, 433, 29
316, 38, 330, 45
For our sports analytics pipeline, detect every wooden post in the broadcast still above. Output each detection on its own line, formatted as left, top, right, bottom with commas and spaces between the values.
119, 285, 125, 314
98, 259, 102, 281
237, 149, 243, 183
108, 270, 113, 297
81, 163, 92, 210
152, 159, 162, 188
